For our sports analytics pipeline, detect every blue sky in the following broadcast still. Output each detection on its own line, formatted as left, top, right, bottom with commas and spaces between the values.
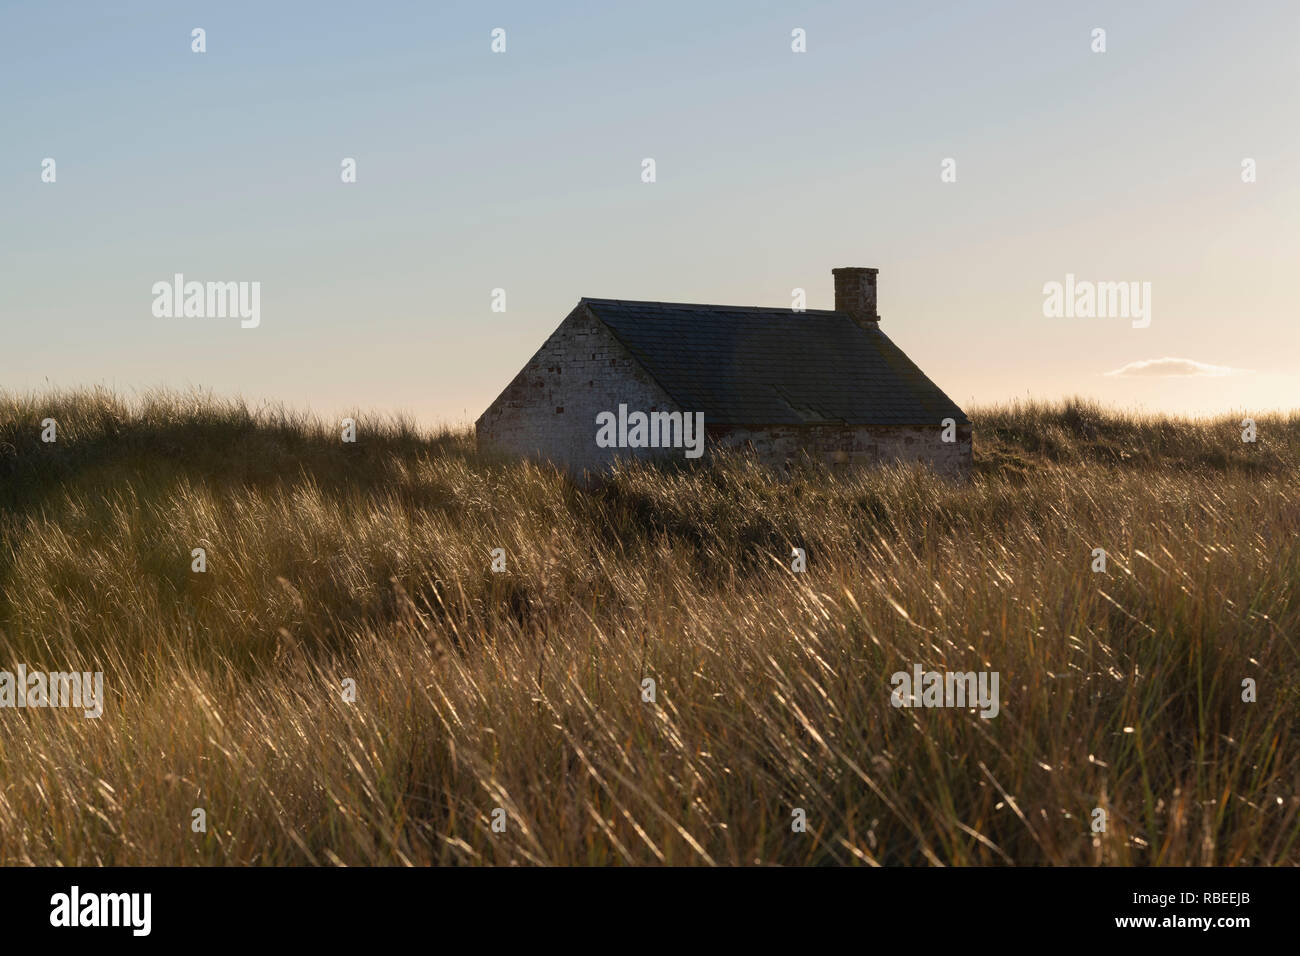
3, 0, 1297, 423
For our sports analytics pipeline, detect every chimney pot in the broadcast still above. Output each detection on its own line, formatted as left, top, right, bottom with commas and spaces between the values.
832, 267, 880, 327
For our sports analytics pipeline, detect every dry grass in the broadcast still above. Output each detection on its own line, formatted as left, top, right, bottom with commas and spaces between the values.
0, 388, 1296, 865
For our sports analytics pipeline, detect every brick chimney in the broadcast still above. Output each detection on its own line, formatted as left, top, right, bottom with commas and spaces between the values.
832, 267, 879, 327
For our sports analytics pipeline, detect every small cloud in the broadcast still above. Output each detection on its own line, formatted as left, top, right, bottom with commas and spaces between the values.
1104, 357, 1245, 378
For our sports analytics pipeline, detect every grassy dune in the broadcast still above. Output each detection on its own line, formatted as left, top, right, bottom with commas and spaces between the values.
0, 388, 1296, 865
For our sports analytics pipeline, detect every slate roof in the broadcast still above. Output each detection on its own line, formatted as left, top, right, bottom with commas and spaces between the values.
580, 298, 970, 427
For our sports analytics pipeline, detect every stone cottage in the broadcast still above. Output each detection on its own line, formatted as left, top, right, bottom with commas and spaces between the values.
475, 267, 971, 477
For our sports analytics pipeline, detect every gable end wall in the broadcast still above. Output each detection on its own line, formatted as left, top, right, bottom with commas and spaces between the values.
475, 304, 682, 475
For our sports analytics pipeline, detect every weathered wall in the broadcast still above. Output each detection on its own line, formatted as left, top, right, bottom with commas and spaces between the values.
475, 304, 684, 476
707, 423, 973, 479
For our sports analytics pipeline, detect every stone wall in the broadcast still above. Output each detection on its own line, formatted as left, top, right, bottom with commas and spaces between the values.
475, 304, 682, 476
707, 423, 973, 478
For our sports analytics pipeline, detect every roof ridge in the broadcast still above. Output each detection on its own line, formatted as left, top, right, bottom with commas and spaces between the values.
580, 297, 845, 316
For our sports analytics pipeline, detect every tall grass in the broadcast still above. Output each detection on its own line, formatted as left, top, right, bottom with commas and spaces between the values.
0, 389, 1296, 865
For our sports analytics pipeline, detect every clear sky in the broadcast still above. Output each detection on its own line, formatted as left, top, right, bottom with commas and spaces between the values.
3, 0, 1297, 425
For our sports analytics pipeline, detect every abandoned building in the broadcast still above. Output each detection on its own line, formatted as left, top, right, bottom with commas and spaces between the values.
475, 267, 972, 477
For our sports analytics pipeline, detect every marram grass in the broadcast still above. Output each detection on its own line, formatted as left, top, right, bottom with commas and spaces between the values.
0, 389, 1296, 865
